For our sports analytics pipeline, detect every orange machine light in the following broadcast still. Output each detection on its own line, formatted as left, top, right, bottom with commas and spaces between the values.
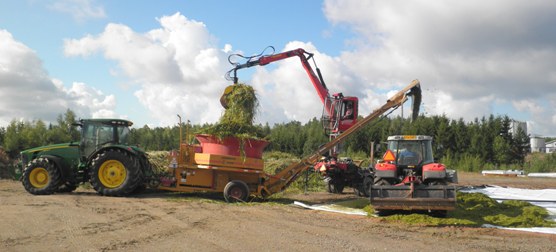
382, 150, 396, 162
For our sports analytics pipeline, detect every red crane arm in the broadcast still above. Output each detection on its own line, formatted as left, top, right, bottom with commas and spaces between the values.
230, 48, 333, 114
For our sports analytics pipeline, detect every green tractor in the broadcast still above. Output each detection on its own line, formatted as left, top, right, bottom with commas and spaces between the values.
20, 119, 156, 196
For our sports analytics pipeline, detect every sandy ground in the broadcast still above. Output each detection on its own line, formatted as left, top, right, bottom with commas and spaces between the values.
1, 173, 555, 251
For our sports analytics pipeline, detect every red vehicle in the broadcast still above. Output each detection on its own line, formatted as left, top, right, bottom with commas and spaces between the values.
370, 135, 458, 215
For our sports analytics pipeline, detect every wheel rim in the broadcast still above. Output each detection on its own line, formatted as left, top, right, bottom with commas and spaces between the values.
29, 167, 49, 188
98, 160, 127, 188
229, 186, 244, 200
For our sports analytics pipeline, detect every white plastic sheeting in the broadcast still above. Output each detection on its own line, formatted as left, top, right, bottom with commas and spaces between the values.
528, 173, 556, 178
293, 201, 368, 216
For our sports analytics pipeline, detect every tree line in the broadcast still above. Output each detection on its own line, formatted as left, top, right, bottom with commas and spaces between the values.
1, 109, 547, 174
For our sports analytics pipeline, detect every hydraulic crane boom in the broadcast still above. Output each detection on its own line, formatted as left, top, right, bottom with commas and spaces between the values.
260, 79, 422, 196
222, 48, 360, 136
226, 48, 333, 112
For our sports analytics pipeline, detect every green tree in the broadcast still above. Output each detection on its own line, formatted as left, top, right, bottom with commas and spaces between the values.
493, 135, 511, 166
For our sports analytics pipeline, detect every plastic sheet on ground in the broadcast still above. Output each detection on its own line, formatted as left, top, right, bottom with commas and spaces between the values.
460, 185, 556, 234
293, 201, 368, 216
528, 173, 556, 178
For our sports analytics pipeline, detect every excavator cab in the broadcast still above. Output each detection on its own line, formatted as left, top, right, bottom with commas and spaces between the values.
322, 95, 358, 136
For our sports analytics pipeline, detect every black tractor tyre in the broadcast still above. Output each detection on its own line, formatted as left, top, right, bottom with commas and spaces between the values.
353, 186, 361, 196
362, 176, 374, 197
57, 181, 78, 193
324, 177, 334, 193
353, 184, 367, 197
89, 149, 144, 196
223, 180, 249, 203
22, 157, 62, 195
327, 178, 345, 194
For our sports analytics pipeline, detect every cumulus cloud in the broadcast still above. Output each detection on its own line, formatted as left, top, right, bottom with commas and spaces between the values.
48, 0, 106, 21
0, 30, 116, 125
62, 13, 435, 127
324, 0, 556, 135
64, 12, 231, 126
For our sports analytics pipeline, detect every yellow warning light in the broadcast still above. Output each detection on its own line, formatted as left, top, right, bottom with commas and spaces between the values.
383, 150, 396, 162
403, 135, 416, 140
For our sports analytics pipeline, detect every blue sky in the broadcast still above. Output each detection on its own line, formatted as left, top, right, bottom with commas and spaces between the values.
1, 0, 555, 136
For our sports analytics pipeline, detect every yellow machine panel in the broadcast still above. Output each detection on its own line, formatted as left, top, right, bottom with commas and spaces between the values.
183, 169, 213, 188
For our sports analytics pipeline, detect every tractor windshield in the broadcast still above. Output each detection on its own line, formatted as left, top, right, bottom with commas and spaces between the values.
388, 140, 434, 166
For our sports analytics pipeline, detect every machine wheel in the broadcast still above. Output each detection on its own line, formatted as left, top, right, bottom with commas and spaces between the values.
223, 180, 249, 203
327, 179, 344, 194
353, 186, 362, 196
324, 177, 334, 193
57, 181, 78, 193
22, 157, 62, 195
362, 176, 374, 197
90, 149, 143, 196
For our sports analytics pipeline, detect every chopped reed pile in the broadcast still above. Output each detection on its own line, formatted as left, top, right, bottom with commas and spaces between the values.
202, 83, 264, 139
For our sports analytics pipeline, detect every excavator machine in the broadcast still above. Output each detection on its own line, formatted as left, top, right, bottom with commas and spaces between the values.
221, 47, 368, 193
220, 47, 457, 213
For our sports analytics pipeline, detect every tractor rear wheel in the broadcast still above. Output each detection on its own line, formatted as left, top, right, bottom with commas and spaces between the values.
22, 157, 62, 195
90, 149, 143, 196
223, 180, 249, 203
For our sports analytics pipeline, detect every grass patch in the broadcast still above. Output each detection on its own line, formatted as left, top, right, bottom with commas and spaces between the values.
382, 193, 555, 227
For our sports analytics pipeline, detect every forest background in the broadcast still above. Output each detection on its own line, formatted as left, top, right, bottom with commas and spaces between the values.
1, 109, 555, 179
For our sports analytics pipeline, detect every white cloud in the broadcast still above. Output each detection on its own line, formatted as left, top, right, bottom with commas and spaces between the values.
324, 0, 556, 135
512, 100, 544, 114
48, 0, 106, 21
0, 30, 117, 125
64, 12, 230, 126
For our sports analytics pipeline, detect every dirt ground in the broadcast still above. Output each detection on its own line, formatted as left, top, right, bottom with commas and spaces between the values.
1, 172, 555, 252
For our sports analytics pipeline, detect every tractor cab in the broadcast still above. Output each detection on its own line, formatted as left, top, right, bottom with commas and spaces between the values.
387, 135, 434, 167
75, 119, 133, 158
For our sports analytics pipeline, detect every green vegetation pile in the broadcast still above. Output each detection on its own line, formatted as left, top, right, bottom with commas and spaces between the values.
201, 83, 265, 139
382, 192, 555, 228
263, 151, 324, 191
147, 151, 170, 175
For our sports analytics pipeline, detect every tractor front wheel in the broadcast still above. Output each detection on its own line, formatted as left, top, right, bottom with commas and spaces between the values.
22, 158, 62, 195
223, 180, 249, 203
90, 149, 143, 196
